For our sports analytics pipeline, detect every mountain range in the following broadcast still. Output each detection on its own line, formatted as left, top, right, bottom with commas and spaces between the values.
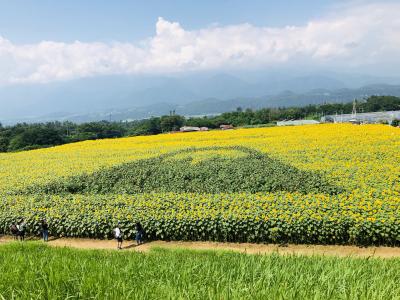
1, 71, 400, 124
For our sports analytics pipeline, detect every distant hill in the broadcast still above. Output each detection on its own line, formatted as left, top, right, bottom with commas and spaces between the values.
4, 83, 398, 124
1, 70, 400, 124
170, 84, 400, 117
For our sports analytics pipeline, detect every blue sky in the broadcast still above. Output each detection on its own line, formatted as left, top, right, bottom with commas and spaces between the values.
1, 0, 336, 44
0, 1, 399, 85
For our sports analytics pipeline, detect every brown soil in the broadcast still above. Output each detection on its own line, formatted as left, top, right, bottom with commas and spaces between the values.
1, 236, 399, 258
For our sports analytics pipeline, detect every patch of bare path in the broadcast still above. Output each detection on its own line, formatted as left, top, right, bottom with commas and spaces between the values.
1, 236, 400, 258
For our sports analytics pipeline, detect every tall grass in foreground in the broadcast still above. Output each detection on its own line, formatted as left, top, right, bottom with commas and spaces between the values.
0, 243, 399, 300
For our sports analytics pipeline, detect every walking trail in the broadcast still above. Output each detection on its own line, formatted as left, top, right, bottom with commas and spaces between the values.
1, 236, 399, 258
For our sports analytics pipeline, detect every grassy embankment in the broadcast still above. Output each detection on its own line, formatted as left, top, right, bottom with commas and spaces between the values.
0, 243, 399, 299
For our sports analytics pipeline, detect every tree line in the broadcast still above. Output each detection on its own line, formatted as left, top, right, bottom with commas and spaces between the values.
1, 95, 399, 152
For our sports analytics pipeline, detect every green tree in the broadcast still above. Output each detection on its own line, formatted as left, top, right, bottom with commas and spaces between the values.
0, 136, 9, 152
160, 115, 185, 132
392, 119, 400, 127
8, 127, 64, 151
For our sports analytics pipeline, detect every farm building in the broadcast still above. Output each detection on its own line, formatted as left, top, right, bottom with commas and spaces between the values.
179, 126, 209, 132
321, 110, 400, 124
220, 124, 234, 130
277, 120, 320, 126
180, 126, 200, 132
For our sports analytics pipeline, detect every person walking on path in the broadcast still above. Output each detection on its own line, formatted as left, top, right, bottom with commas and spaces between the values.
113, 224, 123, 249
135, 222, 144, 245
9, 222, 19, 240
17, 219, 26, 241
41, 219, 49, 242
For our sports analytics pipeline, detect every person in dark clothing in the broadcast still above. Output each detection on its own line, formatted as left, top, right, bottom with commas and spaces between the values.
10, 223, 19, 240
135, 222, 144, 245
41, 219, 49, 242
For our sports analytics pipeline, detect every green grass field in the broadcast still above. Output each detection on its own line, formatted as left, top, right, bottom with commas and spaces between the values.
0, 243, 399, 300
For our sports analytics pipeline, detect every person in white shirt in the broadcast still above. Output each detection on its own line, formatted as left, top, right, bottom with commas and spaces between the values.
17, 219, 27, 241
113, 224, 123, 249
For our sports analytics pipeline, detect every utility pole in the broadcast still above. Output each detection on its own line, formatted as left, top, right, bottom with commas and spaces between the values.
352, 99, 357, 117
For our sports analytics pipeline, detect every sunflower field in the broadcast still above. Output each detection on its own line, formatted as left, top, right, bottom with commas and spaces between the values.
0, 124, 399, 245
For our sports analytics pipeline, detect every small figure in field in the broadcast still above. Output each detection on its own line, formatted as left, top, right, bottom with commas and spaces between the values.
17, 219, 26, 241
113, 224, 123, 249
135, 222, 144, 245
9, 222, 19, 240
41, 219, 49, 242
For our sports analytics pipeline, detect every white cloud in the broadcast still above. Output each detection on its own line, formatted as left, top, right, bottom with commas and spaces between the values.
0, 1, 399, 84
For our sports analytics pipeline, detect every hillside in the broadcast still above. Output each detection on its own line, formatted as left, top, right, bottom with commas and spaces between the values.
2, 74, 400, 124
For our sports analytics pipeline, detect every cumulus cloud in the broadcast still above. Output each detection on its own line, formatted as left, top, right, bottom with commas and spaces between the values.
0, 1, 399, 84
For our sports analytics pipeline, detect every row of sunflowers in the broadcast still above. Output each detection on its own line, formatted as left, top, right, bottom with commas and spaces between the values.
1, 191, 399, 245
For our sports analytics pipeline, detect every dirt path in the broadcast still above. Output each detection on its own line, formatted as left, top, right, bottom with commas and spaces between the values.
1, 236, 399, 258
